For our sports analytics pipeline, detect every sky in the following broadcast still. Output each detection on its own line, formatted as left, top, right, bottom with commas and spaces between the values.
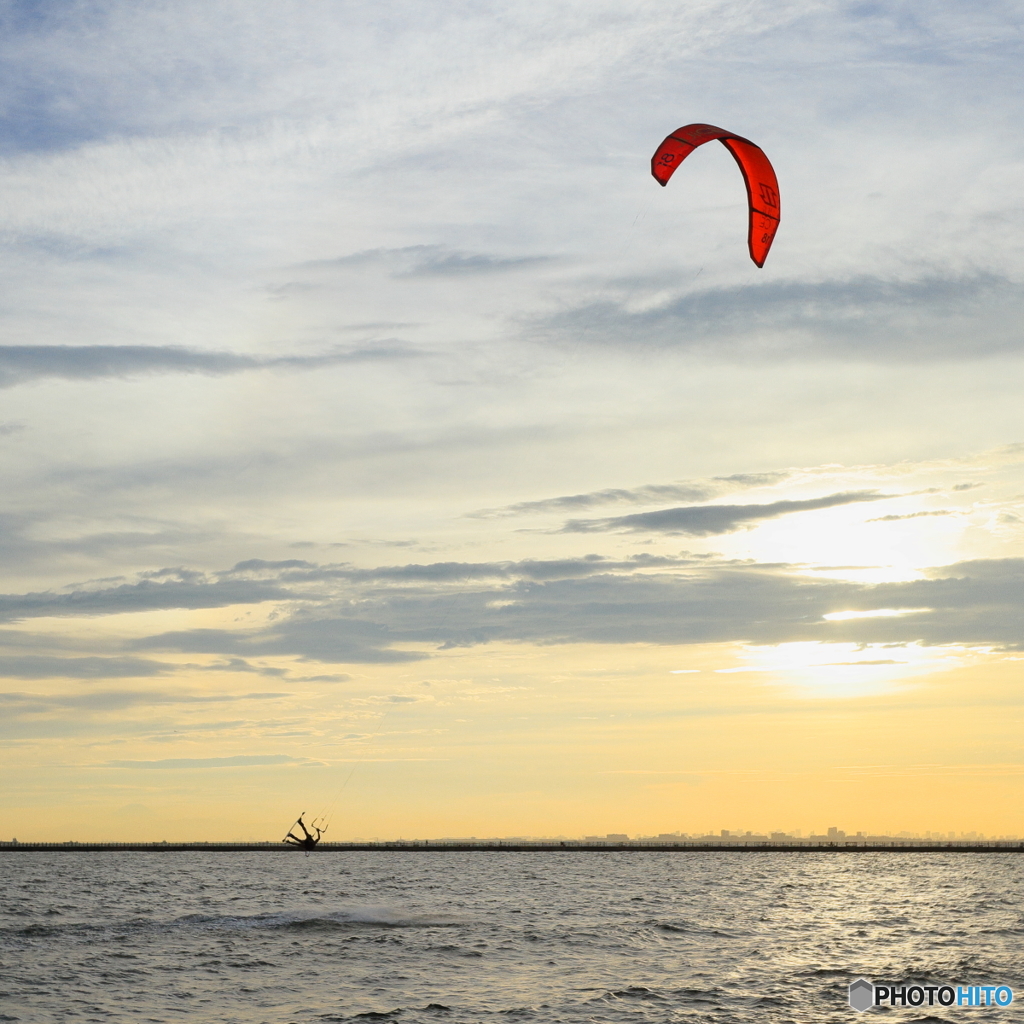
1, 0, 1023, 841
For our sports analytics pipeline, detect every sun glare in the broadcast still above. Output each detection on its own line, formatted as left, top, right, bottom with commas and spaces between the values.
726, 495, 972, 584
822, 608, 932, 622
713, 641, 964, 698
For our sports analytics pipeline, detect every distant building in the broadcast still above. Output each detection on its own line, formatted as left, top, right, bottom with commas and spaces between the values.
606, 833, 629, 840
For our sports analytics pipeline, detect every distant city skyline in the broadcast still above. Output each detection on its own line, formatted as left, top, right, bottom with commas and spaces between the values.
417, 829, 1023, 842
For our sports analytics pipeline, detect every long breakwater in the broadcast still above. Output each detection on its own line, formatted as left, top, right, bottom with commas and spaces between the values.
2, 840, 1023, 852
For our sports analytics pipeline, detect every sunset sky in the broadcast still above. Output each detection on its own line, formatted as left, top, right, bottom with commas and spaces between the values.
2, 0, 1023, 841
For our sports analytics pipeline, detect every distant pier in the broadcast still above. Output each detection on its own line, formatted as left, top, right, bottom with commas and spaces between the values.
2, 840, 1023, 853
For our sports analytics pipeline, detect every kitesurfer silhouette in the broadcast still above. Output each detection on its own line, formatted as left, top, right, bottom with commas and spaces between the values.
283, 815, 323, 852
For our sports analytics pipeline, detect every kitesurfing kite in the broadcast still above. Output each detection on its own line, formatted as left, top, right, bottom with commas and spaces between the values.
650, 123, 780, 267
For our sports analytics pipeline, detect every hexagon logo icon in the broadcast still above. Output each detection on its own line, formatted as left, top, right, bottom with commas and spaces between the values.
849, 978, 874, 1012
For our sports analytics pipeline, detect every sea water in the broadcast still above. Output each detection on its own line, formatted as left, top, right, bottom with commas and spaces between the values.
1, 851, 1022, 1023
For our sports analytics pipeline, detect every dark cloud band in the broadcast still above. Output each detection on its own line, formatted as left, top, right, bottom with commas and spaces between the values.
541, 273, 1024, 360
560, 491, 888, 535
0, 344, 418, 388
2, 555, 1022, 669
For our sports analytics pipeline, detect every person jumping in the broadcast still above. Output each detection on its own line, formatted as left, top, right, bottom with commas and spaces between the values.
283, 815, 324, 852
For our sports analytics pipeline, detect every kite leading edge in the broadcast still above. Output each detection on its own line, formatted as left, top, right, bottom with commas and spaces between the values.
651, 123, 780, 267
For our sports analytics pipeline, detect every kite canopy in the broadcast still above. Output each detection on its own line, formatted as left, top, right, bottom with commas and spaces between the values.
651, 123, 780, 267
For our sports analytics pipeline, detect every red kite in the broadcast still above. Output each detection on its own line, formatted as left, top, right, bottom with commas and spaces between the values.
651, 123, 780, 267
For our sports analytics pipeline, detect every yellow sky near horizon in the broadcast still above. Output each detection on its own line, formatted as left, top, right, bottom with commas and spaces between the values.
5, 630, 1023, 842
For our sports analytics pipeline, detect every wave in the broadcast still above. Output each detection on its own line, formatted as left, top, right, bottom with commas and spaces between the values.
589, 986, 667, 1003
2, 906, 464, 942
644, 917, 746, 938
174, 906, 467, 931
317, 1005, 452, 1022
6, 917, 150, 939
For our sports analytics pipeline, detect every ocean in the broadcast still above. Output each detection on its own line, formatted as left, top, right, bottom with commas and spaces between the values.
1, 851, 1021, 1023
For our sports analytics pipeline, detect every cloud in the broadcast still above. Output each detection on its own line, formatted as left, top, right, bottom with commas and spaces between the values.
560, 491, 888, 535
1, 551, 1024, 672
539, 274, 1024, 361
0, 573, 296, 623
0, 655, 173, 679
868, 510, 955, 522
313, 244, 551, 275
206, 657, 288, 678
118, 554, 1024, 660
2, 0, 796, 156
0, 344, 418, 388
224, 559, 317, 574
467, 472, 789, 518
402, 250, 553, 277
0, 518, 254, 570
214, 553, 702, 586
820, 660, 906, 667
96, 754, 314, 769
336, 322, 420, 332
128, 621, 428, 665
0, 688, 290, 716
384, 557, 1024, 651
921, 558, 1024, 583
